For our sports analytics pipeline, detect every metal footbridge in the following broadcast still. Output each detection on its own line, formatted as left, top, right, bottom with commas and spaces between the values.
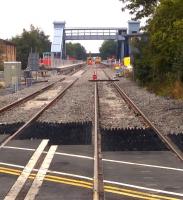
51, 21, 141, 59
64, 27, 127, 40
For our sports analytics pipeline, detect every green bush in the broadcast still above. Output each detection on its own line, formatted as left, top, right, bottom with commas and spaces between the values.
130, 0, 183, 98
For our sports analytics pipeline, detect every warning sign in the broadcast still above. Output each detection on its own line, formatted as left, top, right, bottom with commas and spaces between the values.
124, 57, 131, 67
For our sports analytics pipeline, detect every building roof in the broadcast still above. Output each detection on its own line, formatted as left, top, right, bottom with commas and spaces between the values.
0, 39, 16, 46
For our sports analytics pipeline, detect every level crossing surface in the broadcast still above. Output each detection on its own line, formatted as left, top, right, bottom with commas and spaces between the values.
0, 138, 183, 199
0, 66, 183, 200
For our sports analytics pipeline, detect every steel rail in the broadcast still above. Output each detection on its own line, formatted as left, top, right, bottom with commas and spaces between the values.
93, 82, 105, 200
102, 69, 183, 161
0, 63, 86, 115
0, 78, 78, 149
0, 77, 65, 114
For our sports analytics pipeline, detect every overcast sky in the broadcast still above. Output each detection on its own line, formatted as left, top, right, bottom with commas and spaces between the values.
0, 0, 132, 52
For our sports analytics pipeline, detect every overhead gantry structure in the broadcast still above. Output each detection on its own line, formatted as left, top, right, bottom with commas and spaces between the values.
51, 21, 141, 60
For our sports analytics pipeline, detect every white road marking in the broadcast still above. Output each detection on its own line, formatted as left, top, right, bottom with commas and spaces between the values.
0, 161, 93, 181
1, 161, 183, 197
104, 180, 183, 197
53, 151, 93, 160
3, 145, 183, 172
0, 162, 25, 169
4, 146, 35, 151
47, 170, 93, 181
102, 158, 183, 172
24, 145, 57, 200
4, 140, 48, 200
4, 145, 93, 159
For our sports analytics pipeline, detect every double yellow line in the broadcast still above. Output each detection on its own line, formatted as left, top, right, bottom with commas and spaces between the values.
104, 186, 180, 200
0, 166, 181, 200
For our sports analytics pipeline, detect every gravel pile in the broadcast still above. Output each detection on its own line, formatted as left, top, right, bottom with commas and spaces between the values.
0, 75, 64, 109
39, 68, 95, 123
105, 68, 183, 135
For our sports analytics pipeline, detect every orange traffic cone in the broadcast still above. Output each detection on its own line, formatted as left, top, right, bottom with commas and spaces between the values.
93, 71, 97, 80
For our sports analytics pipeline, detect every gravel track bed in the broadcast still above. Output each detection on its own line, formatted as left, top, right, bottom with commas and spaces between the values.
105, 68, 183, 135
0, 75, 64, 109
98, 82, 145, 129
0, 78, 72, 124
39, 68, 95, 123
97, 69, 144, 129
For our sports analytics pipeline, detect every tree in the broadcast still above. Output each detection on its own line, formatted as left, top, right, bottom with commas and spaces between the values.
148, 0, 183, 81
129, 0, 183, 97
11, 25, 51, 69
66, 42, 87, 60
99, 40, 117, 59
120, 0, 159, 20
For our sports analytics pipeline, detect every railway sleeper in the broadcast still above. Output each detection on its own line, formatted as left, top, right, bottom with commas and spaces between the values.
0, 122, 24, 135
168, 133, 183, 151
101, 128, 169, 151
12, 121, 92, 145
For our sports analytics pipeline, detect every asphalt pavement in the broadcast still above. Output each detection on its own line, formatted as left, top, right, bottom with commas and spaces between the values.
0, 139, 183, 199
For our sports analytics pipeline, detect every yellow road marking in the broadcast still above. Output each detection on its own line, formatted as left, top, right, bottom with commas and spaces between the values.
44, 177, 92, 189
46, 174, 93, 186
105, 189, 160, 200
0, 169, 21, 177
105, 186, 181, 200
0, 166, 92, 186
0, 166, 181, 200
0, 166, 21, 173
0, 168, 92, 189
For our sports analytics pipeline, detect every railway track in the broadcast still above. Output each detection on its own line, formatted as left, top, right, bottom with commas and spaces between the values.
0, 69, 87, 199
93, 69, 147, 199
102, 69, 183, 161
93, 82, 104, 200
93, 67, 183, 199
0, 77, 65, 113
0, 64, 85, 114
0, 78, 78, 148
0, 65, 183, 200
0, 69, 86, 148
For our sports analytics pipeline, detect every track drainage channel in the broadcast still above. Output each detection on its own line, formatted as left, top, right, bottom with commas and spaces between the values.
14, 121, 92, 145
101, 128, 168, 151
